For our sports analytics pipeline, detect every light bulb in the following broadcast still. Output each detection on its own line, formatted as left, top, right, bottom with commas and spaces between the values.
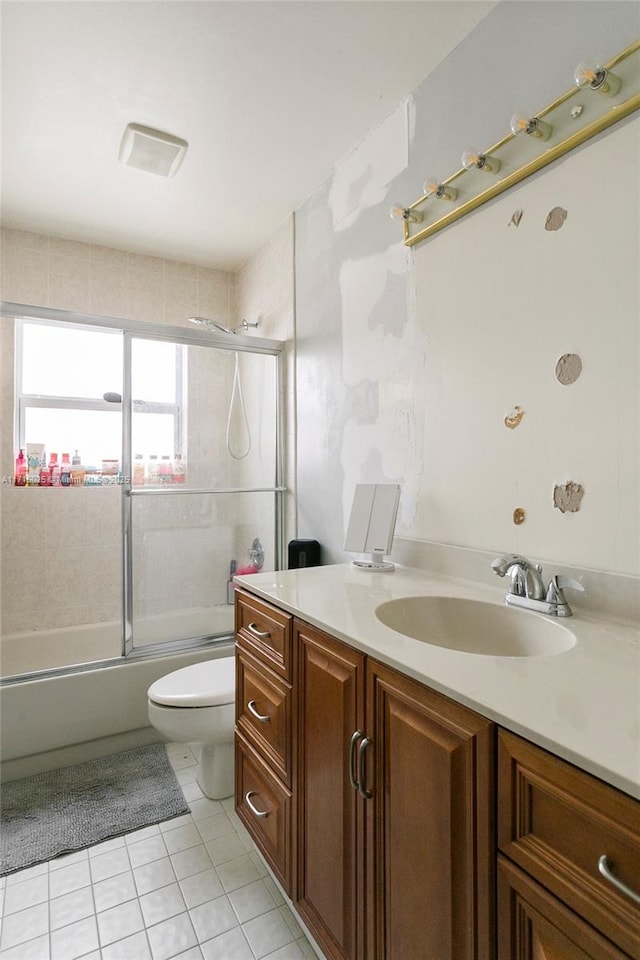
574, 62, 621, 97
510, 112, 552, 141
461, 148, 501, 175
389, 206, 422, 224
423, 179, 458, 202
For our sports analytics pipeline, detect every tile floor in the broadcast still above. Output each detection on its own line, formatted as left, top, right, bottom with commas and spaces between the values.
0, 744, 321, 960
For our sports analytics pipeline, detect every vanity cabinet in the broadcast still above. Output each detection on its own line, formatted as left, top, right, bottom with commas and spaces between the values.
234, 590, 296, 895
234, 588, 640, 960
497, 729, 640, 959
238, 605, 495, 960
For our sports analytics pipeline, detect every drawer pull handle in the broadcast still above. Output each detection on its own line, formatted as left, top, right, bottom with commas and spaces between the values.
348, 730, 363, 793
357, 736, 372, 800
598, 855, 640, 905
247, 700, 271, 723
245, 791, 269, 819
248, 622, 271, 639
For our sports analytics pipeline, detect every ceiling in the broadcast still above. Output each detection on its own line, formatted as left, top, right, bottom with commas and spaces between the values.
1, 1, 495, 271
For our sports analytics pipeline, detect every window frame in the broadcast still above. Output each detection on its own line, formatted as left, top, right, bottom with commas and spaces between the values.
15, 318, 186, 464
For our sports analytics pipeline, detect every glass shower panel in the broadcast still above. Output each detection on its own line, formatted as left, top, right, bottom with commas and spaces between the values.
128, 338, 281, 654
130, 491, 278, 648
186, 346, 277, 490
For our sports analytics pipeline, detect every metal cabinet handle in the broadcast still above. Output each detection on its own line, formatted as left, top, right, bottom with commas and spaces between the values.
245, 790, 269, 819
357, 736, 372, 799
248, 622, 271, 639
348, 730, 363, 792
598, 855, 640, 905
247, 699, 271, 723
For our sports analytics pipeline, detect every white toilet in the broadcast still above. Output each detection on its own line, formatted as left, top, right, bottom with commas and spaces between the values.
147, 656, 236, 800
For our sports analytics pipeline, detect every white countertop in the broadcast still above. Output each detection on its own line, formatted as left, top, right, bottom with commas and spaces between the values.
235, 562, 640, 800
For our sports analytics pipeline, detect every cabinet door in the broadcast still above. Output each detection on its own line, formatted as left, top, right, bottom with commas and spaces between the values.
296, 621, 366, 960
366, 659, 494, 960
498, 855, 631, 960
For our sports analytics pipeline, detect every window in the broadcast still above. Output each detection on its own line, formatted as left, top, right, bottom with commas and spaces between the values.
16, 319, 185, 478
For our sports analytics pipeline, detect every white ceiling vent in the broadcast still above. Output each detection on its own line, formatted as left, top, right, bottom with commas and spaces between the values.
118, 123, 188, 177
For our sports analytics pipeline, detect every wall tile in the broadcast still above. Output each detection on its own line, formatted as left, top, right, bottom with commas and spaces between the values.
1, 246, 49, 305
48, 254, 92, 312
90, 260, 129, 319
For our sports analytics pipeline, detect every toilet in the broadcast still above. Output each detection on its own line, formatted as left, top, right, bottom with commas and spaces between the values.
147, 656, 235, 800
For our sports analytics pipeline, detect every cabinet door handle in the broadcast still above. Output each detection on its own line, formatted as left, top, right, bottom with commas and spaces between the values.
247, 699, 271, 723
598, 855, 640, 905
348, 730, 363, 792
247, 622, 271, 639
245, 790, 269, 819
357, 736, 372, 799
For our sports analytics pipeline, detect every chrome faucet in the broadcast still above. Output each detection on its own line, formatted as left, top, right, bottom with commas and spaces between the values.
491, 554, 584, 617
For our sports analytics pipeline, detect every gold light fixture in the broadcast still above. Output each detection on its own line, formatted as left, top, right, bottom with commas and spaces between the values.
389, 206, 423, 224
461, 148, 501, 174
509, 112, 553, 141
423, 179, 458, 202
391, 39, 639, 249
574, 62, 621, 97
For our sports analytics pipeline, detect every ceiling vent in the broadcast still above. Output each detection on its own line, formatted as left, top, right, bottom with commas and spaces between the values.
118, 123, 188, 177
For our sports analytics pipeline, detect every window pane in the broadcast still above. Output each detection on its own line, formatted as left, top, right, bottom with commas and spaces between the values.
22, 322, 122, 399
132, 412, 175, 460
24, 407, 121, 469
132, 339, 179, 403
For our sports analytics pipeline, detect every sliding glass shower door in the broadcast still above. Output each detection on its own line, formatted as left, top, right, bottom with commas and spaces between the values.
126, 335, 282, 656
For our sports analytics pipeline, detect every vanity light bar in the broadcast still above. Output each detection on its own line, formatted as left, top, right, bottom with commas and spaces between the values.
393, 39, 640, 248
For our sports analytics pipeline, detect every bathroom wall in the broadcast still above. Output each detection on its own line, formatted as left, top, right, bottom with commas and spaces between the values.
295, 1, 640, 578
0, 227, 291, 656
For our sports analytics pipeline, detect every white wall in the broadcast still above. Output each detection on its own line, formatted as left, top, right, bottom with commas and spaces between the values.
294, 1, 640, 578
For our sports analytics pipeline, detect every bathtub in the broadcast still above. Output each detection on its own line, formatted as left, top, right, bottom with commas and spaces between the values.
0, 606, 236, 782
0, 605, 235, 677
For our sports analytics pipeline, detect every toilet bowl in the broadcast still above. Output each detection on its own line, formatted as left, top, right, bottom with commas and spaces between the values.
147, 656, 235, 800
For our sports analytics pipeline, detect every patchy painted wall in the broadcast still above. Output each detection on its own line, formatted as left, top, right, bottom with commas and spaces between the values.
295, 1, 639, 575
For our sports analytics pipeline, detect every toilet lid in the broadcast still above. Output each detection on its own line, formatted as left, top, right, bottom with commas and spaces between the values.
148, 656, 235, 708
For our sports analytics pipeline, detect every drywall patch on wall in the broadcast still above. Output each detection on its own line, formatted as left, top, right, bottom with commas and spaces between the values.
504, 406, 524, 429
553, 481, 584, 513
328, 102, 409, 232
555, 353, 582, 385
338, 242, 425, 537
545, 206, 568, 231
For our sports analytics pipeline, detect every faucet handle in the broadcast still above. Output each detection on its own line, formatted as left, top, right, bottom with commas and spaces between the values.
546, 575, 585, 608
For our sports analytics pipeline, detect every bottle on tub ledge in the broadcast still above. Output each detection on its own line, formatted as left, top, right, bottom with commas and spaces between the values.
234, 538, 265, 576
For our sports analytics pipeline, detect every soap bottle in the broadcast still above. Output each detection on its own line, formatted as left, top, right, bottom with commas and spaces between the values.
50, 453, 62, 486
160, 455, 172, 485
133, 454, 145, 486
172, 453, 186, 484
39, 452, 50, 486
14, 449, 27, 486
147, 455, 159, 484
61, 452, 71, 487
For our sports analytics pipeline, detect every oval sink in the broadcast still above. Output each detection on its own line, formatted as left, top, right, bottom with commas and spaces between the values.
375, 596, 576, 657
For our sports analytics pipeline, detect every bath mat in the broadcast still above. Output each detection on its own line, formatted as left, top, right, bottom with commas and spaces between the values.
0, 742, 189, 876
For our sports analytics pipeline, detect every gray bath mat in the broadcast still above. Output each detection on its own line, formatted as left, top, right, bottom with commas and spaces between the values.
0, 742, 189, 876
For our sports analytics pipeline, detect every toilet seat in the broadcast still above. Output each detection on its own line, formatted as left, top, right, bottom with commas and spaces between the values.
148, 657, 235, 708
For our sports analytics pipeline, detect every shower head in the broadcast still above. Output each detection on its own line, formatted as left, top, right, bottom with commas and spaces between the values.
188, 316, 236, 335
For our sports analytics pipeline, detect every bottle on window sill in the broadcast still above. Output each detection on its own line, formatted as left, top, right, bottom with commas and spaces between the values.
39, 454, 50, 486
14, 449, 27, 486
133, 454, 145, 486
61, 453, 72, 487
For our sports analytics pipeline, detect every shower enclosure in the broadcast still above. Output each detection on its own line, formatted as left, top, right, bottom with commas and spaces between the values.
0, 302, 285, 681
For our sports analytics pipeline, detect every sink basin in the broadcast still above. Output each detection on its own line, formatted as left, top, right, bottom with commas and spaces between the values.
374, 596, 576, 657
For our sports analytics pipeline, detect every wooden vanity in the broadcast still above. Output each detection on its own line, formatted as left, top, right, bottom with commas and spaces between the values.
234, 587, 640, 960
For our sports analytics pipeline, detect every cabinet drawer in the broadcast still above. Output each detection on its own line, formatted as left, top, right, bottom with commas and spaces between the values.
235, 733, 293, 896
236, 590, 293, 680
498, 855, 631, 960
498, 729, 640, 958
236, 646, 293, 786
